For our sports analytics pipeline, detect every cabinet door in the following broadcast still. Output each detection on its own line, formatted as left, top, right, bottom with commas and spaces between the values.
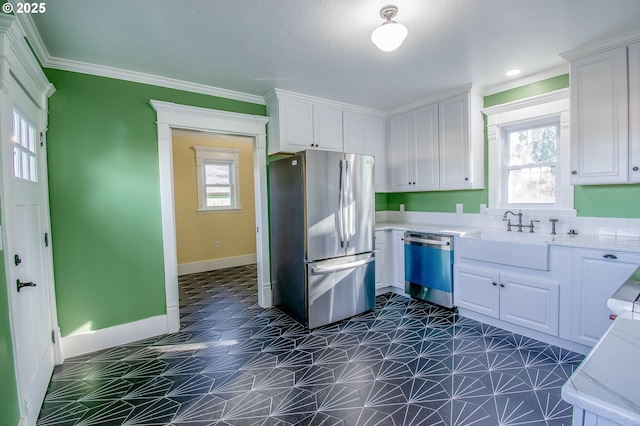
500, 274, 559, 336
571, 249, 640, 346
454, 266, 500, 318
343, 111, 366, 154
280, 98, 314, 151
413, 104, 439, 191
392, 230, 405, 290
374, 230, 387, 289
313, 105, 343, 152
570, 47, 629, 184
389, 112, 414, 191
365, 115, 387, 192
439, 94, 471, 190
629, 42, 640, 183
344, 113, 387, 191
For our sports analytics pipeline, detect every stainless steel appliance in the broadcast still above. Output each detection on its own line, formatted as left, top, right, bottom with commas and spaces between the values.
404, 232, 455, 308
269, 150, 375, 329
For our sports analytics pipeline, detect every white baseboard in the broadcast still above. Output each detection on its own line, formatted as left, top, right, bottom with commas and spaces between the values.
178, 254, 257, 276
60, 314, 168, 360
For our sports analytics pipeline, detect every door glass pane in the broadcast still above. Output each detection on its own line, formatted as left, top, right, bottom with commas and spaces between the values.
206, 186, 231, 207
205, 163, 230, 185
12, 109, 38, 182
28, 126, 36, 152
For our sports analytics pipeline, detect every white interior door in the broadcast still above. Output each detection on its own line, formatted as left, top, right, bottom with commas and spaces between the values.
3, 74, 55, 424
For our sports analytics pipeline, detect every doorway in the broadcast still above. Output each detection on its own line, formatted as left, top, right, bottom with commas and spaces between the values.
151, 100, 271, 334
171, 130, 257, 275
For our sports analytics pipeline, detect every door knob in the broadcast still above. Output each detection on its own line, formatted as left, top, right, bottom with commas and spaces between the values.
16, 280, 36, 292
14, 254, 22, 266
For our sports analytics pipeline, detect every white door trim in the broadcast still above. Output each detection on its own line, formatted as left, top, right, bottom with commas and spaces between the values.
150, 100, 272, 332
0, 14, 59, 425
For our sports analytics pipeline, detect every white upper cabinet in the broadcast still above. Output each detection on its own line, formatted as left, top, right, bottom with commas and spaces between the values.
343, 111, 387, 192
388, 105, 439, 192
388, 87, 484, 192
563, 35, 640, 184
312, 104, 343, 152
266, 90, 344, 155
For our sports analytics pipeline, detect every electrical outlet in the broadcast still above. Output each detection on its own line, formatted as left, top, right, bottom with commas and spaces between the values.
399, 204, 405, 212
456, 204, 463, 214
480, 204, 487, 214
215, 241, 221, 248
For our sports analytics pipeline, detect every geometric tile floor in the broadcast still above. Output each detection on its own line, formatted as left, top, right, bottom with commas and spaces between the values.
37, 264, 583, 425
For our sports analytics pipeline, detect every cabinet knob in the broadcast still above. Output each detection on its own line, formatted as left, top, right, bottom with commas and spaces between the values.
633, 166, 639, 172
571, 170, 577, 175
500, 283, 505, 287
603, 254, 618, 260
464, 177, 469, 181
492, 282, 497, 286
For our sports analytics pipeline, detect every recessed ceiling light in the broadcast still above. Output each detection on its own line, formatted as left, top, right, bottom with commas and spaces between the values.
506, 69, 521, 77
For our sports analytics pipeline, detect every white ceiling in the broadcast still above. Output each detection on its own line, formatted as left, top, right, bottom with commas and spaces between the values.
26, 0, 640, 111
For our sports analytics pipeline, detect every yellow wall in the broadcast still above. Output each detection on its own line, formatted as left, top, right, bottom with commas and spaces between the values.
172, 130, 256, 264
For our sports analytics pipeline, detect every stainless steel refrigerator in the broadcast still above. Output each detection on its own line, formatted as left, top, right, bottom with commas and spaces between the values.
269, 150, 375, 329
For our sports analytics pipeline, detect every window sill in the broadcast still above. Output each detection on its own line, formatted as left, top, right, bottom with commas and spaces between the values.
197, 208, 243, 214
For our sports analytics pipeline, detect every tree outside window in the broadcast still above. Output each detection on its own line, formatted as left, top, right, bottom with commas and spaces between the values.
505, 122, 558, 204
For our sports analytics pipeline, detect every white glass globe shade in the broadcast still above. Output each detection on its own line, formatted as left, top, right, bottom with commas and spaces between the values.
371, 21, 408, 52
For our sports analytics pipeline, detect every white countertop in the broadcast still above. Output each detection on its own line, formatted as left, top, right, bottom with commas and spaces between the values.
548, 233, 640, 253
608, 268, 640, 315
376, 220, 640, 253
561, 310, 640, 426
375, 220, 480, 236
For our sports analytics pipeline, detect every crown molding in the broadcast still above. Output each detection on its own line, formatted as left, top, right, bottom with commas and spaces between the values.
0, 12, 55, 103
264, 88, 387, 117
481, 65, 569, 97
560, 29, 640, 61
387, 83, 476, 116
14, 12, 265, 106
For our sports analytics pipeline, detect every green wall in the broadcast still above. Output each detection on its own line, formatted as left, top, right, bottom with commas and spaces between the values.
380, 73, 640, 218
0, 223, 20, 425
45, 69, 265, 336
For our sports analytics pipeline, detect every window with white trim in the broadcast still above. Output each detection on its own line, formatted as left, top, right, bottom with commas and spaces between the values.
503, 118, 559, 204
12, 109, 38, 182
194, 146, 241, 212
485, 89, 574, 214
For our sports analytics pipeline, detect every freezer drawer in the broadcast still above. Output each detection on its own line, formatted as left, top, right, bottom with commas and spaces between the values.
307, 253, 375, 329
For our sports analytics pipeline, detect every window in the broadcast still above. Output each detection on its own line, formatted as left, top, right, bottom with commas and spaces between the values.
194, 146, 241, 212
12, 109, 38, 182
503, 119, 558, 204
485, 89, 574, 214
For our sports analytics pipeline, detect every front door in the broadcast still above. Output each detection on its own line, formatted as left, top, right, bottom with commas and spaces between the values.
3, 74, 56, 423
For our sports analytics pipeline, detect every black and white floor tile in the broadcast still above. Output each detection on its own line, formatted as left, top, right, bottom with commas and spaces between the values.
38, 265, 583, 425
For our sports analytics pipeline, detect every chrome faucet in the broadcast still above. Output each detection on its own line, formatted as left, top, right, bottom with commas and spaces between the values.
503, 209, 539, 233
503, 210, 522, 232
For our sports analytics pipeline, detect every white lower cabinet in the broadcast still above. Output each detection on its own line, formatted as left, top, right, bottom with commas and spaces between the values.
569, 248, 640, 347
392, 230, 405, 290
374, 230, 388, 289
455, 266, 560, 336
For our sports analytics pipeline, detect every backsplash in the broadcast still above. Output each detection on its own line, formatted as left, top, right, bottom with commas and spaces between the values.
376, 210, 640, 239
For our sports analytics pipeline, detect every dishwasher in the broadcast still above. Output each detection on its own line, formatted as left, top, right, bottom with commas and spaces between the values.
404, 231, 455, 309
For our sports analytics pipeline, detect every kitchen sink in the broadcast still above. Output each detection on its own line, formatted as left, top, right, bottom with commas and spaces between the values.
458, 231, 550, 270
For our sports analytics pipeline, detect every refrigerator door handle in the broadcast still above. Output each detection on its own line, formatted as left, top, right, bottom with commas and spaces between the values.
310, 256, 375, 274
344, 159, 350, 248
338, 159, 345, 248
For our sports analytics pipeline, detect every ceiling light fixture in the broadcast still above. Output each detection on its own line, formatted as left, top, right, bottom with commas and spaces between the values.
506, 69, 521, 77
371, 5, 408, 52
